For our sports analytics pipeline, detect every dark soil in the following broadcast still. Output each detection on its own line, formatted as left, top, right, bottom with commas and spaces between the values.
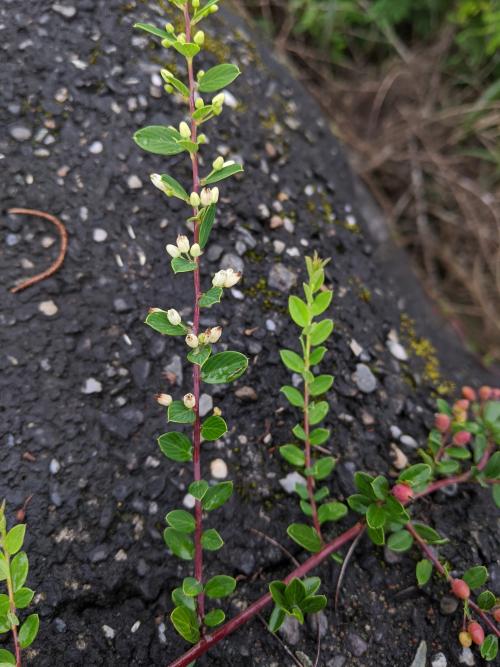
0, 1, 498, 666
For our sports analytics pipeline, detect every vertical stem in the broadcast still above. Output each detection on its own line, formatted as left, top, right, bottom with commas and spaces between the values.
303, 335, 322, 542
183, 3, 204, 623
5, 555, 21, 667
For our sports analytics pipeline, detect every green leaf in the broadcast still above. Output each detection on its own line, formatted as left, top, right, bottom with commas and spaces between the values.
177, 139, 199, 154
384, 495, 410, 523
300, 500, 312, 517
133, 22, 172, 40
188, 480, 209, 500
484, 401, 500, 427
280, 349, 304, 374
463, 565, 488, 590
398, 464, 432, 487
280, 386, 304, 408
354, 472, 376, 498
0, 595, 9, 615
300, 595, 327, 614
367, 526, 385, 546
288, 296, 309, 327
311, 291, 332, 316
279, 445, 305, 467
163, 528, 195, 561
310, 319, 334, 345
173, 41, 200, 58
133, 125, 183, 156
145, 309, 187, 336
193, 104, 214, 122
484, 451, 500, 479
201, 416, 227, 441
310, 428, 330, 445
198, 64, 241, 93
171, 257, 198, 273
268, 606, 286, 632
416, 559, 433, 587
307, 456, 336, 480
166, 510, 195, 533
412, 523, 448, 545
0, 556, 8, 582
201, 352, 248, 384
480, 635, 498, 661
308, 401, 329, 425
303, 577, 321, 596
5, 525, 25, 556
447, 447, 471, 460
366, 504, 386, 529
308, 375, 333, 396
285, 578, 306, 607
477, 590, 496, 610
199, 204, 216, 248
318, 501, 347, 524
199, 287, 223, 308
0, 649, 15, 665
158, 432, 193, 462
204, 163, 244, 185
171, 606, 200, 644
192, 0, 220, 22
387, 529, 413, 552
168, 401, 195, 424
201, 529, 224, 551
202, 482, 233, 511
436, 460, 461, 475
205, 575, 236, 598
293, 424, 306, 441
13, 588, 34, 609
347, 494, 371, 514
204, 609, 225, 627
155, 174, 189, 201
18, 614, 39, 649
269, 581, 287, 609
314, 486, 330, 502
287, 524, 322, 553
182, 577, 203, 597
309, 346, 327, 365
187, 345, 211, 366
172, 587, 196, 611
11, 553, 28, 592
294, 483, 309, 500
371, 476, 389, 500
493, 484, 500, 508
165, 75, 190, 98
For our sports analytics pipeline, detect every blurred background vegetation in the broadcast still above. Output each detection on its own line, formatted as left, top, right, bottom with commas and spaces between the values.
240, 0, 500, 364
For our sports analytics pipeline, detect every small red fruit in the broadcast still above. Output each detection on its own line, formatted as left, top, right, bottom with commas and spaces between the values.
434, 413, 451, 433
459, 631, 472, 648
468, 621, 484, 645
455, 399, 470, 411
451, 578, 470, 600
461, 386, 476, 402
493, 607, 500, 623
392, 483, 413, 504
453, 431, 472, 446
479, 386, 492, 401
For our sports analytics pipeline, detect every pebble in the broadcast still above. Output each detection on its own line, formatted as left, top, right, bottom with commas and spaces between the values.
278, 616, 300, 645
89, 141, 103, 154
183, 494, 196, 509
235, 386, 257, 401
164, 355, 183, 385
41, 236, 55, 248
55, 88, 68, 103
50, 459, 61, 475
390, 444, 408, 470
387, 340, 408, 361
102, 625, 115, 640
54, 618, 67, 633
350, 339, 363, 357
39, 300, 58, 316
52, 3, 77, 18
82, 378, 102, 394
207, 244, 224, 262
127, 175, 142, 189
439, 595, 458, 615
279, 471, 306, 494
199, 394, 213, 417
222, 90, 237, 108
307, 611, 328, 638
210, 459, 228, 479
400, 434, 418, 449
327, 658, 346, 667
410, 641, 427, 667
431, 653, 447, 667
459, 648, 475, 665
273, 240, 285, 254
353, 364, 377, 393
93, 228, 108, 242
265, 319, 276, 332
220, 253, 244, 274
257, 203, 270, 220
346, 633, 368, 657
268, 263, 297, 292
390, 425, 402, 439
131, 621, 141, 633
9, 125, 32, 142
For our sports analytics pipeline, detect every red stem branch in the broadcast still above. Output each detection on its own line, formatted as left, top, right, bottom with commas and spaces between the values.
303, 381, 322, 541
183, 3, 204, 623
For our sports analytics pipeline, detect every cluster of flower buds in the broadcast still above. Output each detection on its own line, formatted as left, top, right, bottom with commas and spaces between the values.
185, 326, 222, 349
212, 268, 241, 289
211, 92, 225, 115
183, 393, 196, 409
200, 186, 219, 206
166, 235, 202, 259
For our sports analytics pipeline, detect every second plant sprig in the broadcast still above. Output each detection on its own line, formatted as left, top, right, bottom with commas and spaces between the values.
133, 0, 248, 644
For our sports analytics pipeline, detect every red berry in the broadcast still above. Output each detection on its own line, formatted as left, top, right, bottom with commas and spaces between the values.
462, 386, 476, 402
493, 607, 500, 623
451, 578, 470, 600
459, 631, 472, 648
434, 413, 451, 433
453, 431, 472, 446
455, 399, 470, 411
392, 483, 413, 504
479, 386, 492, 401
468, 621, 484, 645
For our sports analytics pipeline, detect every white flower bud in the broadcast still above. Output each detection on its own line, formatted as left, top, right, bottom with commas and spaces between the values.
150, 173, 167, 193
167, 309, 182, 326
166, 243, 181, 258
195, 97, 204, 109
210, 4, 218, 13
183, 393, 196, 409
212, 270, 227, 288
155, 393, 173, 407
194, 30, 205, 46
177, 32, 186, 44
165, 23, 175, 33
192, 0, 200, 7
190, 243, 202, 258
179, 121, 191, 139
212, 93, 225, 107
223, 268, 242, 288
207, 326, 222, 343
212, 156, 224, 170
211, 187, 219, 203
190, 192, 201, 208
213, 406, 222, 416
198, 332, 206, 345
164, 84, 174, 94
185, 333, 199, 348
177, 235, 190, 253
200, 187, 212, 207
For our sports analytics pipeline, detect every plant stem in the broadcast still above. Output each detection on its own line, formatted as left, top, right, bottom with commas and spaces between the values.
5, 555, 21, 667
183, 2, 204, 624
167, 522, 365, 667
406, 521, 500, 638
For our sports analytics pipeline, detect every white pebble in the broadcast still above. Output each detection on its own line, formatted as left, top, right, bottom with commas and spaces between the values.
431, 653, 447, 667
50, 459, 61, 474
131, 621, 141, 633
210, 459, 228, 479
41, 236, 55, 248
82, 378, 102, 394
93, 228, 107, 242
127, 175, 142, 189
102, 625, 115, 640
279, 472, 306, 494
52, 3, 77, 18
39, 300, 58, 316
199, 394, 213, 417
183, 494, 196, 509
89, 140, 103, 154
400, 435, 418, 449
387, 340, 408, 361
273, 240, 285, 254
459, 648, 475, 665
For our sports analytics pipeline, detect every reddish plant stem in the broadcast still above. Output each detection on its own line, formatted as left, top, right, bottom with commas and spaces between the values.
183, 3, 204, 623
6, 556, 21, 666
167, 522, 365, 667
303, 380, 322, 541
406, 522, 500, 638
